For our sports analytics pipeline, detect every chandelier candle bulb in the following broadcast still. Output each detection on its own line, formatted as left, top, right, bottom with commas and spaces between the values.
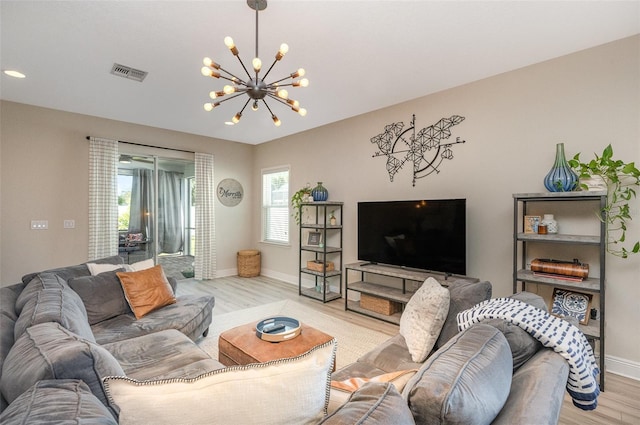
252, 58, 262, 72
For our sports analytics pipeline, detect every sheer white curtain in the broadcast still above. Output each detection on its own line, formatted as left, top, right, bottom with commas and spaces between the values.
88, 137, 119, 259
195, 153, 216, 279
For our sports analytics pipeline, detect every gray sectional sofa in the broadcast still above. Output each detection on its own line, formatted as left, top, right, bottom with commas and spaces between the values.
326, 281, 571, 425
0, 257, 571, 424
0, 256, 221, 423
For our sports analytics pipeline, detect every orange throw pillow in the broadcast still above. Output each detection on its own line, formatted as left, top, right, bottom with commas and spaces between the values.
116, 265, 176, 319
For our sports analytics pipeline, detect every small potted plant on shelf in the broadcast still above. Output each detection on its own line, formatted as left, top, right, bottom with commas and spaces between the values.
291, 183, 312, 225
569, 144, 640, 258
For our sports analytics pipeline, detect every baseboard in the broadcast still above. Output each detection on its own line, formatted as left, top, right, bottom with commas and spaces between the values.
606, 355, 640, 381
260, 269, 297, 285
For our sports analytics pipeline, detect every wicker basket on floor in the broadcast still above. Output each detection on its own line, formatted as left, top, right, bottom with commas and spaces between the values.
237, 250, 261, 277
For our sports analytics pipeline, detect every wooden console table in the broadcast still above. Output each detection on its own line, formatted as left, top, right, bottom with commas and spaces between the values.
344, 262, 478, 325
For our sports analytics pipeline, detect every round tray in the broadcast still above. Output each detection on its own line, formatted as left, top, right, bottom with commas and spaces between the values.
255, 316, 301, 342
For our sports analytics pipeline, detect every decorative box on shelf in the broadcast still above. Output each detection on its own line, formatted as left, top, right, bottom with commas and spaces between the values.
360, 294, 402, 316
306, 260, 334, 272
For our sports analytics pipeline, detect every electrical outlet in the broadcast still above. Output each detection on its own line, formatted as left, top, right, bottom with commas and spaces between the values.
64, 220, 75, 229
31, 220, 48, 230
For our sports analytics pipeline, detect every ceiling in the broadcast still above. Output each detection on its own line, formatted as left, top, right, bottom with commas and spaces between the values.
1, 1, 639, 145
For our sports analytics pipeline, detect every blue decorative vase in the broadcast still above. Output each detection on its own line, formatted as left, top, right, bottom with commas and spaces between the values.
543, 143, 578, 192
311, 182, 328, 201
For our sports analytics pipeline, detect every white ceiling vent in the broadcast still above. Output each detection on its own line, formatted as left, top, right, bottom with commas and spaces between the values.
110, 63, 148, 82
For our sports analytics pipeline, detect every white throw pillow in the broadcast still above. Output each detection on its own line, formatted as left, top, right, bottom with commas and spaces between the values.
123, 258, 155, 272
86, 263, 124, 276
104, 339, 336, 425
399, 277, 450, 362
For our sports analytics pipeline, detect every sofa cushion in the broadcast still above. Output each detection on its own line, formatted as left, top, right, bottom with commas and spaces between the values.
104, 339, 336, 425
117, 265, 176, 319
400, 277, 450, 362
403, 324, 512, 425
14, 276, 95, 343
124, 258, 155, 272
492, 349, 569, 425
69, 271, 132, 325
435, 279, 492, 348
483, 292, 546, 371
90, 294, 215, 344
0, 379, 117, 425
20, 255, 124, 285
321, 382, 416, 425
0, 322, 125, 409
102, 329, 221, 381
15, 272, 68, 315
87, 262, 125, 276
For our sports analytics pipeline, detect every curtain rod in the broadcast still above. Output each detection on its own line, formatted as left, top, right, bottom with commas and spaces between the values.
85, 136, 194, 154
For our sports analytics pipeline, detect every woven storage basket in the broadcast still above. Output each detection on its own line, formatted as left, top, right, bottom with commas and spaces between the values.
360, 294, 402, 316
237, 250, 261, 277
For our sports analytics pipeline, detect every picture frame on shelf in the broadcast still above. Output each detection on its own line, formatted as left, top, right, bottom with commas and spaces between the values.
307, 231, 322, 246
550, 288, 593, 325
524, 215, 541, 234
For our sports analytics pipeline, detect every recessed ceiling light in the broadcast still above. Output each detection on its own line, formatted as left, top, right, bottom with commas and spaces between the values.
3, 70, 26, 79
225, 121, 235, 126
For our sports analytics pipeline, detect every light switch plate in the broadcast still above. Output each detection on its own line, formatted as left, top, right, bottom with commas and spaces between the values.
31, 220, 48, 230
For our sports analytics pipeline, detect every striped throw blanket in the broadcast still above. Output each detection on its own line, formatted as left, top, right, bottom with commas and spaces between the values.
457, 297, 600, 410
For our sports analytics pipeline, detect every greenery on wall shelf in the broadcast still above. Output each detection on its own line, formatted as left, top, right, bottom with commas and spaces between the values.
569, 144, 640, 258
291, 183, 312, 225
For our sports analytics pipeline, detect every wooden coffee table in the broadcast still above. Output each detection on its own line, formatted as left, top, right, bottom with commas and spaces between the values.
218, 321, 334, 370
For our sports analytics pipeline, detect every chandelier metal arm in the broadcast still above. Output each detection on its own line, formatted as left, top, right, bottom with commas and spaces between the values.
266, 93, 294, 108
233, 55, 253, 81
214, 92, 247, 105
217, 67, 248, 86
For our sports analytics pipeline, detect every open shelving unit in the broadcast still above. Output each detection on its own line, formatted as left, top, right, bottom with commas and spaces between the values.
298, 201, 343, 303
513, 191, 607, 390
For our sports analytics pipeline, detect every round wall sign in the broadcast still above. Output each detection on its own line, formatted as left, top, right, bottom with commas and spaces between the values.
217, 178, 244, 207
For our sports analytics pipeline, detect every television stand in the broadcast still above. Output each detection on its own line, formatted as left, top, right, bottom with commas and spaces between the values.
344, 262, 478, 325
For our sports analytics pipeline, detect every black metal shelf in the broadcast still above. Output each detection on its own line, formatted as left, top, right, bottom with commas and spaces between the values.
298, 202, 343, 303
513, 191, 606, 390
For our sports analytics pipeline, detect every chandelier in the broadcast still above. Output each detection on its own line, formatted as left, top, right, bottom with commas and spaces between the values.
200, 0, 308, 126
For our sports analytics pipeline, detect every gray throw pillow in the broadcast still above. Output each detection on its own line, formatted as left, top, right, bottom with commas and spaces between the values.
482, 291, 546, 371
0, 379, 117, 425
403, 324, 512, 425
321, 382, 416, 425
14, 278, 95, 343
435, 279, 492, 348
68, 271, 132, 324
0, 322, 124, 410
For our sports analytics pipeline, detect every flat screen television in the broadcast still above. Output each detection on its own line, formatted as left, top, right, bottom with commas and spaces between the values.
358, 199, 466, 275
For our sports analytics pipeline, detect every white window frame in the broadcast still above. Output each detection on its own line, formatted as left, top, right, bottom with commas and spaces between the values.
261, 165, 290, 245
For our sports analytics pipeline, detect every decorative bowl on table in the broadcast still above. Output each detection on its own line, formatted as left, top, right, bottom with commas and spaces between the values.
255, 316, 301, 342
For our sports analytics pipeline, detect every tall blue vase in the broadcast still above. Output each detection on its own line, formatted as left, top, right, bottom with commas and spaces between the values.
311, 182, 328, 201
543, 143, 578, 192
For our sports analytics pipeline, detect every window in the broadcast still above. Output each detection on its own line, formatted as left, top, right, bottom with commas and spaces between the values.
262, 167, 289, 244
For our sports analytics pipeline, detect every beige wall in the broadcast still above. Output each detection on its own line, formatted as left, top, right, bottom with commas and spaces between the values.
0, 102, 255, 283
254, 36, 640, 375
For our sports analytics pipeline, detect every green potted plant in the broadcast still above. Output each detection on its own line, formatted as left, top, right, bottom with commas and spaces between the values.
291, 183, 312, 225
569, 144, 640, 258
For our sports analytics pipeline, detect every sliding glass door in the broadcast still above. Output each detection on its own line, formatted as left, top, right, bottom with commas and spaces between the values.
117, 153, 195, 279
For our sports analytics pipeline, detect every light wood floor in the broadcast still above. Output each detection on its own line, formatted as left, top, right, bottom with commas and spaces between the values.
177, 276, 640, 425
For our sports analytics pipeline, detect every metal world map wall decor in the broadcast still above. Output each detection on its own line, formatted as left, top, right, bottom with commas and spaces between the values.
370, 114, 468, 186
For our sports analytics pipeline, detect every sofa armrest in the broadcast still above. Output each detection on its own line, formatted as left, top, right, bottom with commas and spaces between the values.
492, 348, 569, 425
